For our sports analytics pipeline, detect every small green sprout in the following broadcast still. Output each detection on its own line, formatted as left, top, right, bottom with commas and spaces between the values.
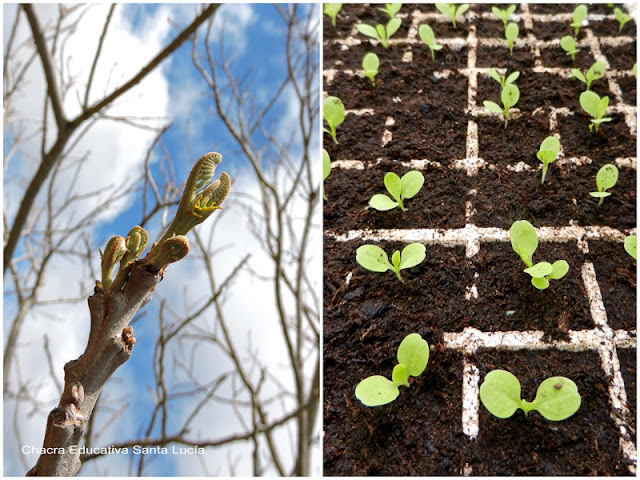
378, 3, 402, 19
560, 35, 580, 62
418, 24, 443, 60
633, 63, 637, 79
624, 235, 637, 260
356, 243, 426, 283
362, 52, 379, 86
536, 136, 560, 185
435, 3, 469, 29
355, 333, 429, 407
356, 17, 402, 49
323, 3, 342, 28
500, 22, 519, 55
571, 61, 606, 91
579, 90, 612, 133
484, 83, 519, 128
369, 170, 424, 212
322, 148, 331, 201
323, 95, 345, 144
614, 7, 632, 32
570, 5, 587, 37
510, 220, 569, 290
492, 4, 516, 28
589, 163, 618, 205
486, 68, 520, 89
480, 370, 581, 421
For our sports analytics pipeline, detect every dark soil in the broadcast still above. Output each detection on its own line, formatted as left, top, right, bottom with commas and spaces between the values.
324, 3, 636, 476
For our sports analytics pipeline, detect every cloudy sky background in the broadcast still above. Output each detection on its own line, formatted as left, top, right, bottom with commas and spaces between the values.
3, 3, 320, 476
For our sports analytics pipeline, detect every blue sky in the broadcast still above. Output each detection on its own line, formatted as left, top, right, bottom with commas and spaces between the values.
3, 3, 320, 476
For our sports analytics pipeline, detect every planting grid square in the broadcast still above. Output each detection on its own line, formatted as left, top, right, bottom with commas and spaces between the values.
324, 3, 637, 474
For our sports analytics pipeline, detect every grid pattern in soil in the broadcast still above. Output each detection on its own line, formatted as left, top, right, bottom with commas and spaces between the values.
324, 3, 637, 476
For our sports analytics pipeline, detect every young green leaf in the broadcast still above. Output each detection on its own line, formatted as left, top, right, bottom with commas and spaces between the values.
356, 245, 393, 273
571, 61, 606, 91
322, 149, 331, 201
369, 170, 424, 212
378, 3, 402, 19
492, 4, 516, 28
570, 4, 587, 37
355, 333, 429, 407
357, 17, 402, 48
323, 96, 345, 144
589, 163, 618, 205
323, 3, 342, 28
560, 35, 580, 62
501, 22, 519, 55
356, 243, 426, 282
614, 7, 632, 32
362, 52, 380, 86
435, 3, 469, 29
484, 83, 519, 128
418, 24, 443, 60
634, 63, 637, 79
624, 235, 637, 260
579, 91, 611, 132
398, 243, 427, 270
480, 370, 581, 421
510, 220, 537, 268
536, 135, 560, 184
486, 68, 519, 88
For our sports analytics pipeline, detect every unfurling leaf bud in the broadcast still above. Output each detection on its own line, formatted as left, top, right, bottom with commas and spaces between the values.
101, 236, 126, 289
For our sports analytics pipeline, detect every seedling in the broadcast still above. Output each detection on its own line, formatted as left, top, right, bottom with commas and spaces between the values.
356, 17, 402, 48
614, 7, 632, 32
484, 83, 519, 128
536, 136, 560, 185
510, 220, 569, 290
624, 235, 637, 260
435, 3, 469, 29
579, 90, 611, 133
362, 52, 379, 86
378, 3, 402, 19
570, 5, 587, 37
486, 68, 520, 89
418, 24, 443, 60
571, 61, 606, 91
560, 35, 580, 62
480, 370, 581, 421
323, 3, 342, 28
589, 163, 618, 205
323, 95, 345, 144
322, 148, 331, 201
355, 333, 429, 407
501, 22, 519, 55
492, 4, 516, 28
369, 170, 424, 212
356, 243, 426, 282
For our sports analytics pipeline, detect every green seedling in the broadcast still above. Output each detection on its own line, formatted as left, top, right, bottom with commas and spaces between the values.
614, 7, 632, 32
560, 35, 580, 62
355, 333, 429, 407
579, 90, 611, 133
356, 243, 426, 283
570, 5, 587, 37
486, 68, 520, 89
510, 220, 569, 290
624, 235, 637, 260
322, 149, 331, 201
435, 3, 469, 29
571, 61, 606, 91
369, 170, 424, 212
501, 22, 519, 55
480, 370, 581, 421
362, 52, 379, 86
492, 4, 516, 28
323, 95, 345, 144
484, 83, 519, 128
589, 163, 618, 205
356, 17, 402, 48
633, 63, 637, 79
536, 136, 560, 185
378, 3, 402, 19
418, 24, 443, 60
323, 3, 342, 28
